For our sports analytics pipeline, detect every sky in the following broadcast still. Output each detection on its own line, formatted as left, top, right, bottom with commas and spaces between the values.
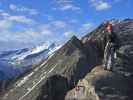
0, 0, 133, 51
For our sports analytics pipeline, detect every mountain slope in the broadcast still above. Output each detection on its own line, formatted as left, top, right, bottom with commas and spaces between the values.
1, 35, 102, 100
1, 19, 133, 100
66, 19, 133, 100
0, 42, 59, 79
0, 42, 60, 94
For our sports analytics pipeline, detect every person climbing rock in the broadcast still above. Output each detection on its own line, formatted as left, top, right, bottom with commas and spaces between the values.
103, 22, 118, 71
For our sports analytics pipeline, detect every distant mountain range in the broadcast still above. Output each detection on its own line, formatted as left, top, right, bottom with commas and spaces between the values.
0, 43, 61, 80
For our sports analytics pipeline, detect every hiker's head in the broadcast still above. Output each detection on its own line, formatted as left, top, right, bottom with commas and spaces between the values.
106, 21, 113, 33
106, 21, 112, 26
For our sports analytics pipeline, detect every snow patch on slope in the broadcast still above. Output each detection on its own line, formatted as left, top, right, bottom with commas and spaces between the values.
12, 43, 49, 61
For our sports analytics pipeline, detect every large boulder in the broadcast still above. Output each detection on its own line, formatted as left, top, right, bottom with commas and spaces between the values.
65, 66, 133, 100
36, 75, 69, 100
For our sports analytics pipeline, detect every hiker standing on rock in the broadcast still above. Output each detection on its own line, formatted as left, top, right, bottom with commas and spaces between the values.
104, 22, 117, 71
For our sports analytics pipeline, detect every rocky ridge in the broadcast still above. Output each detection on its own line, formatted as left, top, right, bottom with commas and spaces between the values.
1, 19, 133, 100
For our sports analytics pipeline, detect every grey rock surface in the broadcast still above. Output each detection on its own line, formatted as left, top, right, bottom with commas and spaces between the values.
1, 19, 133, 100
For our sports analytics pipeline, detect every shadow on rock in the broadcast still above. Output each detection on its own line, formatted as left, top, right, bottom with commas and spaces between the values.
36, 74, 70, 100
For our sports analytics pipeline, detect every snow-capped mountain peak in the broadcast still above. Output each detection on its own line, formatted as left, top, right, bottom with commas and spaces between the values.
11, 43, 56, 61
0, 42, 62, 80
30, 43, 49, 55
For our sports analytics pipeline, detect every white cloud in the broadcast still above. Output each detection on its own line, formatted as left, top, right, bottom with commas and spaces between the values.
0, 20, 12, 29
53, 0, 81, 11
9, 4, 17, 10
0, 10, 53, 43
64, 31, 74, 38
60, 4, 80, 11
9, 4, 39, 15
90, 0, 111, 10
40, 29, 53, 35
52, 20, 67, 28
0, 10, 36, 30
96, 2, 111, 10
80, 22, 93, 33
8, 16, 35, 25
38, 25, 53, 36
23, 25, 53, 37
0, 24, 54, 43
47, 15, 54, 21
0, 10, 10, 17
0, 15, 35, 28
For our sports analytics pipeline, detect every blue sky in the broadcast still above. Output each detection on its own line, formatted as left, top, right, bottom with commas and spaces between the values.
0, 0, 133, 51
